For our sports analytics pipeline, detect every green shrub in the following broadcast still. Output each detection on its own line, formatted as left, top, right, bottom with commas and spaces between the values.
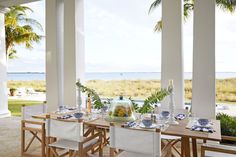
216, 113, 236, 137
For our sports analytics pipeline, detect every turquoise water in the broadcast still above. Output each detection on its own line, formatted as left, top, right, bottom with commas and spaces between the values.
7, 72, 236, 81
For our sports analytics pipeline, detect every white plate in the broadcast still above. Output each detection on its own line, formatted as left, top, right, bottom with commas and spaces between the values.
139, 123, 158, 129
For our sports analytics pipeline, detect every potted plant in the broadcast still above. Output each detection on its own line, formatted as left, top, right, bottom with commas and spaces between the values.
9, 88, 17, 96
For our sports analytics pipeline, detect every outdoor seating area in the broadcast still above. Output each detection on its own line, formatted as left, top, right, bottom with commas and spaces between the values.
16, 101, 235, 157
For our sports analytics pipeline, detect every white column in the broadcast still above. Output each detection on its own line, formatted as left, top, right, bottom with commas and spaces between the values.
192, 0, 215, 119
46, 0, 64, 111
161, 0, 184, 109
56, 0, 64, 107
64, 0, 85, 107
0, 10, 11, 117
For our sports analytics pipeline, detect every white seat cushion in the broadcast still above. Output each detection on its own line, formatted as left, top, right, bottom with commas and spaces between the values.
204, 143, 236, 157
161, 135, 181, 140
117, 151, 155, 157
206, 151, 236, 157
49, 138, 98, 151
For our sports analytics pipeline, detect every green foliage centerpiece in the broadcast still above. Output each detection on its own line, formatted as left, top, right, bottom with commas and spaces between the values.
129, 89, 169, 114
76, 81, 169, 114
76, 81, 104, 109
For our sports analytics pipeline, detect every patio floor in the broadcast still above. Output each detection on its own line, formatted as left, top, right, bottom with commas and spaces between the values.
0, 117, 205, 157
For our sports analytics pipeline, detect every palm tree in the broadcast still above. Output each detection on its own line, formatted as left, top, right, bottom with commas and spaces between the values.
149, 0, 236, 32
5, 6, 43, 59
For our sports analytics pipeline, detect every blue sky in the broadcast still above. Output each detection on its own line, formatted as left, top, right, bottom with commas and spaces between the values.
7, 0, 236, 72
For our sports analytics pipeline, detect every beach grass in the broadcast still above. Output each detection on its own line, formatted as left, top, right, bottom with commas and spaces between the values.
8, 80, 46, 92
7, 78, 236, 103
84, 79, 236, 103
8, 99, 43, 116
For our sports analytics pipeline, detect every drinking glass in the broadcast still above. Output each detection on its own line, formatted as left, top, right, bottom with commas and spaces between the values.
101, 105, 109, 119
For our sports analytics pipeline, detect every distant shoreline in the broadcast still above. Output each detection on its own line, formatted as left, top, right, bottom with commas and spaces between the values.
7, 72, 236, 81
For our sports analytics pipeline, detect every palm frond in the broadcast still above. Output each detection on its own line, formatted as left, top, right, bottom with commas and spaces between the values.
216, 0, 236, 12
4, 5, 43, 58
154, 20, 162, 32
18, 17, 43, 31
7, 48, 18, 59
149, 0, 161, 14
8, 6, 33, 14
184, 2, 194, 20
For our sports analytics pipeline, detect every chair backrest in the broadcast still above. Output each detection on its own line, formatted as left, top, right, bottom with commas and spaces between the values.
22, 103, 47, 120
46, 117, 83, 142
110, 124, 161, 157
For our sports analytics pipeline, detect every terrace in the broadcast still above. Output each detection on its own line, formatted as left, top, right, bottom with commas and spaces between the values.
0, 0, 235, 157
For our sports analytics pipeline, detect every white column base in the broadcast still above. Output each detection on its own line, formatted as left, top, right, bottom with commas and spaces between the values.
0, 110, 11, 118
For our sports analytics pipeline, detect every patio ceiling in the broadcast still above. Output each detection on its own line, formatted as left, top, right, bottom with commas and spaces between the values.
0, 0, 40, 7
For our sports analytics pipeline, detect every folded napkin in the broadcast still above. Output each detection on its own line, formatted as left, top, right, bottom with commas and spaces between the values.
57, 114, 73, 120
122, 121, 136, 128
175, 114, 186, 120
191, 125, 215, 133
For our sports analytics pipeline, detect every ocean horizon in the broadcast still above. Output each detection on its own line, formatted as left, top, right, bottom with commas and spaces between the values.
7, 72, 236, 81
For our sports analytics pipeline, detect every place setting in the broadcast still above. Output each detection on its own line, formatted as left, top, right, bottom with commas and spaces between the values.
187, 118, 215, 133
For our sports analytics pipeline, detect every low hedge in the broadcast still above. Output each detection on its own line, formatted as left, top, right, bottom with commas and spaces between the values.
216, 113, 236, 143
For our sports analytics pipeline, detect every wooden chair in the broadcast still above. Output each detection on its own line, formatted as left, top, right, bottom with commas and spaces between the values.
159, 107, 189, 156
45, 115, 103, 157
109, 123, 172, 157
21, 102, 47, 157
201, 136, 236, 157
201, 143, 236, 157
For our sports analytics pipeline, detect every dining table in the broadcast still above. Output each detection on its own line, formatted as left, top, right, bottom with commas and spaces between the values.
32, 112, 221, 157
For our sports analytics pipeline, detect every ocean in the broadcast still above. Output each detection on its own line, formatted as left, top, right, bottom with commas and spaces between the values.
7, 72, 236, 81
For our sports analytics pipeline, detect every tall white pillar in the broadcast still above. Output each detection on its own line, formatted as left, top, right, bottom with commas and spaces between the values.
56, 0, 64, 107
161, 0, 184, 109
192, 0, 215, 119
46, 0, 64, 111
0, 10, 11, 117
64, 0, 85, 106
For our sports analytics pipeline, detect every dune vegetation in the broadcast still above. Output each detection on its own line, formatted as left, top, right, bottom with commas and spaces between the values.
8, 80, 46, 92
7, 78, 236, 103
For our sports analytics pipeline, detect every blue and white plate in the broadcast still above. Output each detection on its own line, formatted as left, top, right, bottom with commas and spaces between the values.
139, 123, 158, 129
175, 114, 186, 120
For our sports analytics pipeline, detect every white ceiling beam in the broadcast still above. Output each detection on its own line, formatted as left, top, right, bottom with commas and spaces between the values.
0, 0, 41, 7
